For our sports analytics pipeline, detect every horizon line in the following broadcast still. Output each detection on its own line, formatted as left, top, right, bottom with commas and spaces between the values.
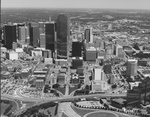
1, 7, 150, 10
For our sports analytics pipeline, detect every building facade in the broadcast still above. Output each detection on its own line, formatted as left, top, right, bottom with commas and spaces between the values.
84, 27, 93, 43
4, 25, 17, 49
126, 59, 138, 77
56, 14, 70, 59
72, 41, 82, 57
18, 26, 28, 42
30, 26, 40, 47
45, 22, 56, 51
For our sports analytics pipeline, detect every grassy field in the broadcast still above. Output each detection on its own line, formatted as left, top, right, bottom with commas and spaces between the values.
86, 112, 116, 117
62, 113, 68, 117
71, 105, 138, 117
1, 103, 9, 115
18, 102, 58, 117
0, 100, 17, 116
56, 87, 65, 95
69, 86, 78, 95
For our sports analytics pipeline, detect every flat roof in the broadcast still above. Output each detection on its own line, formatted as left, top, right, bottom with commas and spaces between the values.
112, 98, 126, 104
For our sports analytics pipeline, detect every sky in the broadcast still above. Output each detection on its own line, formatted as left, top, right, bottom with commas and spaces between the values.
1, 0, 150, 9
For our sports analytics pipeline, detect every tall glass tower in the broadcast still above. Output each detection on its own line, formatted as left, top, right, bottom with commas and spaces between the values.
4, 25, 17, 49
56, 14, 70, 59
45, 22, 55, 51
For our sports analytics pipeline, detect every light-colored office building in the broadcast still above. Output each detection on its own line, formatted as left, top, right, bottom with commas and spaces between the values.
126, 59, 138, 77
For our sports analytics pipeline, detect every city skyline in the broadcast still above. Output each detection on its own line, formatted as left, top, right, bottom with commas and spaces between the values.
2, 0, 150, 10
1, 1, 150, 116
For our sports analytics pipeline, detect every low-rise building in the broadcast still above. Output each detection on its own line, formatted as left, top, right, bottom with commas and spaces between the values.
111, 98, 126, 109
6, 51, 19, 60
91, 80, 108, 91
15, 48, 23, 53
85, 47, 97, 61
72, 57, 83, 69
35, 79, 45, 88
55, 59, 68, 67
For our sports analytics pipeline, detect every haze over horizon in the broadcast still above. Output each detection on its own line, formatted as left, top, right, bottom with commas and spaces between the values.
2, 0, 150, 10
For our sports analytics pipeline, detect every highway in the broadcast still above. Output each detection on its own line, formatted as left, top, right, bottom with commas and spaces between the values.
1, 90, 126, 103
58, 102, 81, 117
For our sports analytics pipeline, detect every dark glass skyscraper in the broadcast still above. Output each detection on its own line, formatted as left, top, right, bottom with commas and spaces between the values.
30, 26, 40, 47
4, 25, 17, 49
45, 22, 55, 51
56, 14, 70, 59
84, 29, 90, 43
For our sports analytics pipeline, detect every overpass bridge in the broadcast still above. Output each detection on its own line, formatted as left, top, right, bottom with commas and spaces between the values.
2, 93, 126, 116
1, 93, 126, 103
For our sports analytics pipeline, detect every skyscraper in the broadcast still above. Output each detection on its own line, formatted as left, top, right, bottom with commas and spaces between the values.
126, 59, 138, 77
72, 41, 82, 57
40, 34, 46, 48
84, 27, 93, 43
30, 26, 40, 47
4, 25, 17, 49
115, 44, 124, 58
45, 22, 55, 51
39, 22, 45, 34
18, 26, 28, 42
56, 14, 70, 59
28, 22, 39, 37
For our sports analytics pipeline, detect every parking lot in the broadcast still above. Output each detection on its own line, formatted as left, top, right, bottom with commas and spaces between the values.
76, 101, 104, 108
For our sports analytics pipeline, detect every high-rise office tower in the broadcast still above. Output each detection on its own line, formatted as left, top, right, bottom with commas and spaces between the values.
85, 29, 90, 43
18, 26, 28, 41
45, 22, 55, 51
39, 22, 45, 34
28, 22, 39, 36
72, 41, 82, 57
30, 26, 40, 47
126, 59, 138, 77
40, 34, 46, 48
4, 25, 17, 49
115, 44, 124, 58
84, 27, 93, 43
56, 14, 70, 59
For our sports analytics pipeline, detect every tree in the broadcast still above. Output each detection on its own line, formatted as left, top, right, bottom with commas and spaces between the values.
44, 84, 50, 93
126, 77, 133, 82
100, 99, 103, 104
36, 112, 48, 117
85, 89, 89, 94
52, 84, 60, 89
3, 104, 13, 115
111, 84, 117, 89
77, 83, 81, 88
89, 76, 92, 81
85, 85, 90, 90
107, 79, 111, 84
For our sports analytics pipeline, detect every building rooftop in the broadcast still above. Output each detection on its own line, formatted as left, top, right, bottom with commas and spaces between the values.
112, 98, 126, 104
